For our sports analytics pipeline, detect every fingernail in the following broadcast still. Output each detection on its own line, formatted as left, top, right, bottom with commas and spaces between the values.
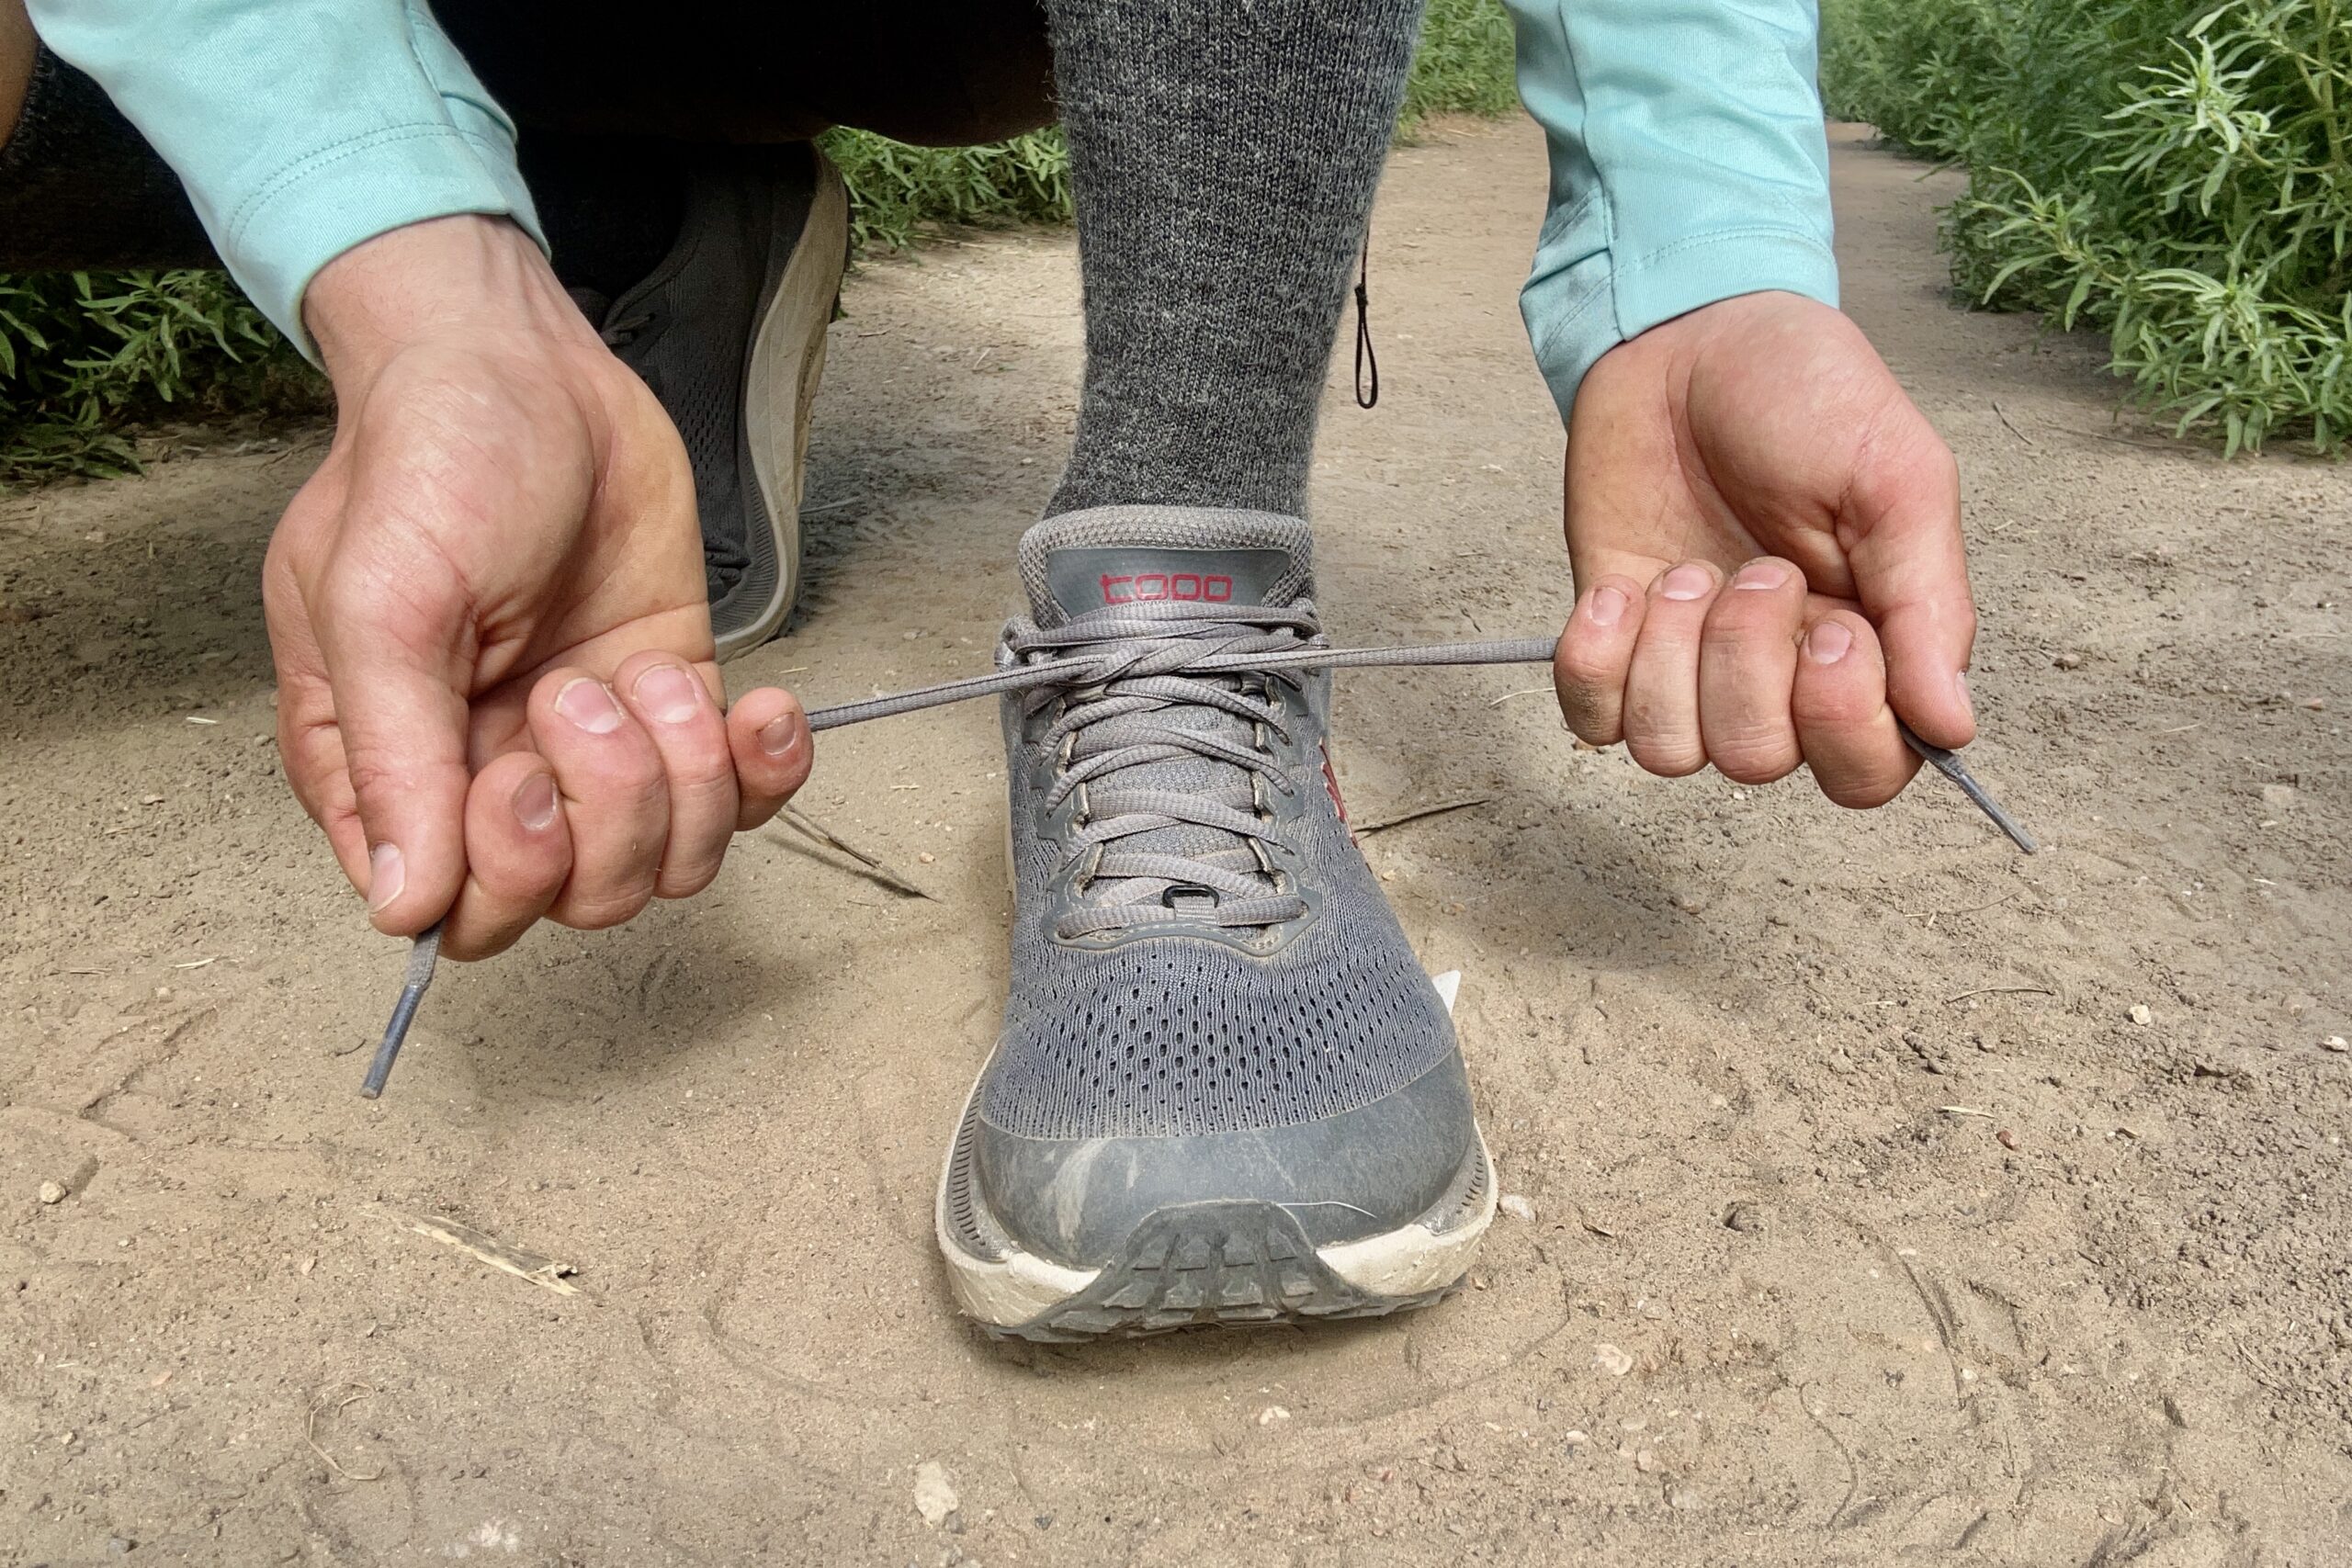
1660, 564, 1715, 602
1732, 560, 1791, 592
1805, 621, 1854, 665
632, 664, 703, 725
1586, 586, 1629, 628
759, 715, 804, 758
366, 841, 404, 912
513, 772, 560, 831
555, 677, 624, 735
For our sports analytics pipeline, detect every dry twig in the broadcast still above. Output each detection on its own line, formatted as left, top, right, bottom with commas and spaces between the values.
1353, 795, 1491, 837
770, 807, 940, 901
305, 1383, 384, 1483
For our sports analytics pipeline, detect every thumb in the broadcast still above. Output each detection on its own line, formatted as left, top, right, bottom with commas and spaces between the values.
313, 533, 477, 936
1843, 412, 1977, 749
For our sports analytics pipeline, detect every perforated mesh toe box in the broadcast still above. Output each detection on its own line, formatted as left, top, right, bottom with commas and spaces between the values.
981, 819, 1457, 1143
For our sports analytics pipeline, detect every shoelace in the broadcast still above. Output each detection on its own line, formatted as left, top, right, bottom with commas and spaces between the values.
813, 600, 1555, 937
359, 617, 2034, 1098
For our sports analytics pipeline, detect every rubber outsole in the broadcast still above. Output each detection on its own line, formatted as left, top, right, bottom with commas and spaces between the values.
973, 1199, 1466, 1343
933, 1053, 1497, 1341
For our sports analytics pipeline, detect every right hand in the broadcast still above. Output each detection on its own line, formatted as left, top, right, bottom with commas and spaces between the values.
263, 215, 813, 961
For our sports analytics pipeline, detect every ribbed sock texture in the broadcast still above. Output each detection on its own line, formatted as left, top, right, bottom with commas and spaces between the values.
1040, 0, 1425, 520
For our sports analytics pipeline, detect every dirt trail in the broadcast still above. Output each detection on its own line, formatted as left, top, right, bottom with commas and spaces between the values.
3, 120, 2348, 1566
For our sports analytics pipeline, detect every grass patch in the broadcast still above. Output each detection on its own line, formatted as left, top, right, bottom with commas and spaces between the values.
0, 0, 1521, 484
1823, 0, 2352, 456
0, 268, 320, 483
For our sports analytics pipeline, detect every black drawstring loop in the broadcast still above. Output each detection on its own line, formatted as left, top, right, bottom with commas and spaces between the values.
1352, 227, 1379, 410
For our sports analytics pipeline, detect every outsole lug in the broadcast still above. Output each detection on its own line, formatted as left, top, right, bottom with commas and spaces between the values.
975, 1199, 1463, 1343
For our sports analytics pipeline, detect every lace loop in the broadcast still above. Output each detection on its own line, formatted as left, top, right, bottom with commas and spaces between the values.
803, 600, 1558, 938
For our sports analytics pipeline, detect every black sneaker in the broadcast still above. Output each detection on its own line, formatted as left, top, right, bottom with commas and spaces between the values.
934, 506, 1497, 1339
583, 146, 848, 660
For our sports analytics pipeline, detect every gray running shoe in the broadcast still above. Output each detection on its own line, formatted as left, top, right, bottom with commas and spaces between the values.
586, 147, 848, 661
936, 506, 1496, 1339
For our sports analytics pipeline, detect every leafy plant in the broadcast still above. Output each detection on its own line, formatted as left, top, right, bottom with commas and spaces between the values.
0, 267, 316, 482
1822, 0, 2351, 455
1403, 0, 1521, 131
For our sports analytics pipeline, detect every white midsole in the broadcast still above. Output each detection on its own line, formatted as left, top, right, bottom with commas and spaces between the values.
933, 969, 1493, 1326
724, 154, 850, 660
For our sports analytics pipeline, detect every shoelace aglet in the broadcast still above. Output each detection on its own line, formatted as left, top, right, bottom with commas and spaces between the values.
1898, 723, 2039, 855
360, 920, 443, 1100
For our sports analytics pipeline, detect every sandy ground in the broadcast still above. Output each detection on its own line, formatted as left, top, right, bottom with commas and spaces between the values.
3, 119, 2349, 1566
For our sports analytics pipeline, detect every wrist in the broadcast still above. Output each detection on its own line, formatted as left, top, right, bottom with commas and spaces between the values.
304, 214, 594, 389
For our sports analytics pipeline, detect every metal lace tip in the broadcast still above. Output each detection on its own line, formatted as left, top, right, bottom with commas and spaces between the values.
1898, 724, 2039, 855
360, 921, 444, 1100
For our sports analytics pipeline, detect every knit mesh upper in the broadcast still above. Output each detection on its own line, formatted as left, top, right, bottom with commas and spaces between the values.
980, 507, 1457, 1140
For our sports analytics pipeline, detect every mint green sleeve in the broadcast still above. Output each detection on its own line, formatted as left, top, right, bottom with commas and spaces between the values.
1503, 0, 1838, 423
25, 0, 546, 363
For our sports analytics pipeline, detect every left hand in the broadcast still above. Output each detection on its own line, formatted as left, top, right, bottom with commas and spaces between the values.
1551, 290, 1976, 807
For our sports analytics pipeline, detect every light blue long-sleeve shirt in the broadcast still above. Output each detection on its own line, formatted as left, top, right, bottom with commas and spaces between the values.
28, 0, 1836, 418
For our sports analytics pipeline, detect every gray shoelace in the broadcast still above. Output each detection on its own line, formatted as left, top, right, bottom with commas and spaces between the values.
358, 613, 2032, 1098
820, 599, 1555, 938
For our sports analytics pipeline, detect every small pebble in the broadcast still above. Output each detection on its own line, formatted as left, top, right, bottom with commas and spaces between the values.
2129, 1004, 2153, 1026
1667, 1483, 1702, 1511
1562, 1430, 1590, 1448
1723, 1201, 1765, 1235
37, 1179, 68, 1205
1593, 1343, 1634, 1377
912, 1461, 959, 1527
2324, 1036, 2348, 1055
2052, 652, 2082, 670
1257, 1404, 1291, 1427
1498, 1194, 1536, 1223
1996, 1128, 2019, 1150
2261, 784, 2299, 812
1634, 1448, 1658, 1472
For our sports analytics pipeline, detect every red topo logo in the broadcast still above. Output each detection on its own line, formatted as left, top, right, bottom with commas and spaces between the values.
1101, 572, 1233, 604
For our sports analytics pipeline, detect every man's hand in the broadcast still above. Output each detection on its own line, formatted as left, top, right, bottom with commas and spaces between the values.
1552, 291, 1975, 807
263, 215, 812, 961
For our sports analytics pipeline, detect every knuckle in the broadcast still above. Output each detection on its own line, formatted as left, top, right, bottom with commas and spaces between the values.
441, 924, 520, 963
339, 750, 409, 807
1713, 744, 1799, 785
666, 742, 739, 801
1794, 682, 1882, 730
655, 857, 723, 902
1823, 770, 1907, 809
556, 885, 654, 931
1626, 734, 1707, 778
1555, 645, 1621, 689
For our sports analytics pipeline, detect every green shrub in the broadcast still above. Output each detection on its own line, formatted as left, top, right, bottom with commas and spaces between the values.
1823, 0, 2352, 456
0, 267, 315, 481
818, 129, 1074, 255
0, 0, 1521, 483
813, 0, 1521, 251
1404, 0, 1522, 130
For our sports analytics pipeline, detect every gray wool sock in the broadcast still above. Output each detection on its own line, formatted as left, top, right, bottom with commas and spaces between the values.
1040, 0, 1425, 520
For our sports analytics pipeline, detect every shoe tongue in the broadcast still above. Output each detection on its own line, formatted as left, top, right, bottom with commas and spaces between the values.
1018, 505, 1314, 627
1015, 505, 1317, 921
